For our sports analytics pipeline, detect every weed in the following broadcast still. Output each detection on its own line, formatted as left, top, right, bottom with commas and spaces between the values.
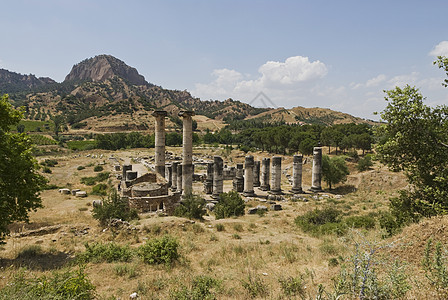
232, 234, 241, 239
215, 224, 225, 232
170, 275, 221, 300
233, 223, 243, 232
192, 223, 204, 234
278, 275, 306, 298
241, 272, 268, 298
422, 238, 448, 298
113, 263, 138, 279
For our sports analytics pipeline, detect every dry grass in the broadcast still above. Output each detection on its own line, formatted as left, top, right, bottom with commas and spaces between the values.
1, 147, 437, 299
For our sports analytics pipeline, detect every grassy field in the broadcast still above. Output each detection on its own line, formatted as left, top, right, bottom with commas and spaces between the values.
0, 147, 444, 299
17, 120, 54, 133
66, 140, 97, 151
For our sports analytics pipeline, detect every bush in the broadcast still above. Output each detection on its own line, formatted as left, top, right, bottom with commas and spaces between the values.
93, 165, 103, 172
92, 190, 138, 226
173, 193, 206, 220
0, 266, 95, 299
344, 215, 376, 229
137, 235, 179, 265
77, 242, 133, 263
77, 166, 86, 171
215, 224, 225, 232
41, 159, 58, 167
278, 275, 306, 298
214, 191, 245, 219
81, 172, 110, 186
91, 183, 108, 196
170, 275, 221, 300
295, 208, 347, 236
42, 167, 52, 174
357, 154, 373, 171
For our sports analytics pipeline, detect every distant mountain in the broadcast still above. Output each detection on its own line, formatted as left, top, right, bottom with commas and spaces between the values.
0, 69, 56, 94
0, 54, 374, 132
64, 55, 148, 86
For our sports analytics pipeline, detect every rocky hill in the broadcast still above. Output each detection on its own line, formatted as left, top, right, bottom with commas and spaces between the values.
0, 69, 56, 94
2, 54, 374, 131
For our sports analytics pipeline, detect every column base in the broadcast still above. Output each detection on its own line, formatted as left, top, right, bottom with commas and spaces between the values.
243, 191, 255, 197
290, 188, 304, 194
310, 186, 322, 193
269, 189, 283, 195
259, 185, 270, 191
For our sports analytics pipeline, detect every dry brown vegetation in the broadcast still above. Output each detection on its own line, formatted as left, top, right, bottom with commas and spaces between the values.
1, 146, 446, 299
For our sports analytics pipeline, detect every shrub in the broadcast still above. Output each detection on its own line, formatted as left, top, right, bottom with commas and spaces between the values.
81, 172, 110, 186
93, 165, 103, 172
92, 190, 139, 226
77, 242, 133, 263
173, 193, 206, 220
215, 224, 225, 232
357, 154, 373, 171
278, 275, 306, 298
42, 167, 52, 173
295, 208, 347, 236
91, 183, 108, 196
170, 275, 221, 300
344, 215, 376, 229
41, 159, 58, 167
241, 272, 268, 298
77, 166, 86, 171
138, 235, 179, 265
422, 238, 448, 297
0, 266, 95, 299
214, 190, 245, 219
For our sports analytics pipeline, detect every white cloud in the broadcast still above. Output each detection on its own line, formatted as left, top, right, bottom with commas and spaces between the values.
192, 55, 328, 104
366, 74, 387, 87
430, 41, 448, 57
387, 72, 419, 88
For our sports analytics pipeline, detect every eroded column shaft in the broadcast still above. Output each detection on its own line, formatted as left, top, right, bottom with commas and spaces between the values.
253, 161, 260, 187
179, 111, 195, 194
177, 163, 183, 193
243, 155, 255, 196
212, 156, 223, 199
260, 158, 270, 191
311, 147, 323, 192
270, 156, 282, 194
233, 163, 244, 192
152, 111, 167, 177
171, 161, 179, 191
204, 162, 214, 194
291, 155, 303, 193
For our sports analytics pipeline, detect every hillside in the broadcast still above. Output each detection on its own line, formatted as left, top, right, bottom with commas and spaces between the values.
2, 54, 375, 131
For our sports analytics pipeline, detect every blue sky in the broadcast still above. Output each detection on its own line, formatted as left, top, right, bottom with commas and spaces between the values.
2, 0, 448, 120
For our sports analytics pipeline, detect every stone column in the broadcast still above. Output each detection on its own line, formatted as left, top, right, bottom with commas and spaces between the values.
179, 111, 195, 194
260, 158, 270, 191
243, 155, 255, 197
270, 156, 282, 194
152, 110, 167, 178
204, 162, 214, 194
177, 163, 183, 193
233, 163, 244, 192
311, 147, 323, 192
212, 156, 223, 199
171, 161, 179, 191
291, 155, 303, 194
253, 161, 260, 187
166, 164, 172, 188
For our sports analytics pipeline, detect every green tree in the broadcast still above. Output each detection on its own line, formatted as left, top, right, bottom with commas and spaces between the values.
92, 190, 138, 226
299, 137, 316, 156
214, 190, 245, 219
376, 84, 448, 222
0, 94, 47, 242
322, 155, 349, 190
173, 193, 206, 220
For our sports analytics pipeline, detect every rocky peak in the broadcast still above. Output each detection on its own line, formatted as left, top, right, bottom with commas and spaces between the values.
64, 54, 148, 85
0, 69, 56, 93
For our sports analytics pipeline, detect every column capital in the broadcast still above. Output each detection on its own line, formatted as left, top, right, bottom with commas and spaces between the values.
178, 110, 195, 118
152, 110, 168, 118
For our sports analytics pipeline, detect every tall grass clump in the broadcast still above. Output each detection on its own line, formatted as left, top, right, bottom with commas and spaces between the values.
77, 242, 133, 263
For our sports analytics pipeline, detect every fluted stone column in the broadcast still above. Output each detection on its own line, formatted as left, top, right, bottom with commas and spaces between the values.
243, 155, 255, 197
270, 156, 282, 194
253, 161, 260, 187
233, 163, 244, 192
177, 163, 183, 193
179, 111, 195, 194
260, 158, 270, 191
171, 161, 179, 191
204, 162, 214, 194
311, 147, 323, 192
212, 156, 223, 199
291, 155, 303, 194
166, 164, 172, 188
152, 110, 167, 178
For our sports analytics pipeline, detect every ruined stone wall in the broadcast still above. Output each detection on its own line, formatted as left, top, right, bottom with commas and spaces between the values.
128, 194, 181, 214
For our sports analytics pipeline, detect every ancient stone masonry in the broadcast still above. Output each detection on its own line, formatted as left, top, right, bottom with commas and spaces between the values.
270, 156, 282, 194
166, 164, 172, 188
260, 158, 270, 191
177, 163, 183, 193
291, 155, 303, 194
179, 110, 195, 195
152, 110, 167, 178
171, 161, 179, 191
243, 155, 255, 197
253, 161, 260, 187
204, 162, 214, 194
311, 147, 323, 192
212, 156, 223, 199
233, 163, 244, 192
122, 164, 132, 180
